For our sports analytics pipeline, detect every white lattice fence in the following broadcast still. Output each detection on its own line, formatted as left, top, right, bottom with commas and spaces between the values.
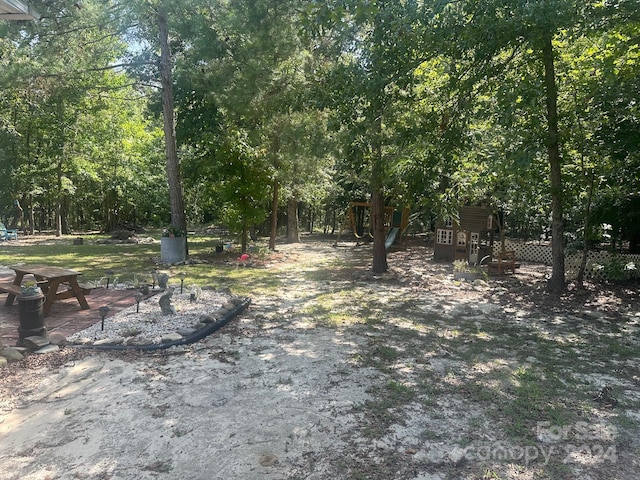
504, 241, 553, 265
504, 240, 640, 281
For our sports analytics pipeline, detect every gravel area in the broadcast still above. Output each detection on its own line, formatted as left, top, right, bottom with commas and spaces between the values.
67, 286, 237, 346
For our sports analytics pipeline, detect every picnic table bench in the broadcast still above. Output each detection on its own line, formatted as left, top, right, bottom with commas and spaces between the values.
486, 250, 520, 275
0, 282, 23, 297
0, 264, 94, 317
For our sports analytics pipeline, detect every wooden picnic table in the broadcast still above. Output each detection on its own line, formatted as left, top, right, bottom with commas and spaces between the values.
0, 264, 90, 317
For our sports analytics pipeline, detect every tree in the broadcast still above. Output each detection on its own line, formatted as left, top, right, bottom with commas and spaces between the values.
156, 3, 186, 237
166, 0, 333, 251
541, 35, 565, 293
309, 0, 424, 272
0, 0, 161, 234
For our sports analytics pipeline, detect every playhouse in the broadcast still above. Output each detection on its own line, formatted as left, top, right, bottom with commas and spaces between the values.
433, 205, 496, 264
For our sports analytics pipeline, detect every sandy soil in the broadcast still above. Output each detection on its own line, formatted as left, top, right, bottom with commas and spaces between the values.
0, 237, 638, 480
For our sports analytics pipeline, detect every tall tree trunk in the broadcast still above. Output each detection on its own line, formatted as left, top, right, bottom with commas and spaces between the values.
543, 36, 565, 294
241, 218, 248, 253
286, 197, 300, 243
158, 6, 187, 243
574, 86, 595, 288
28, 193, 34, 235
56, 159, 62, 237
371, 111, 388, 273
494, 212, 506, 253
371, 188, 387, 272
269, 180, 279, 251
576, 170, 595, 288
55, 100, 64, 237
61, 196, 69, 234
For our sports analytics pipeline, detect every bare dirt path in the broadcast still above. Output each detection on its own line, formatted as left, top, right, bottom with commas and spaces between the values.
0, 238, 638, 479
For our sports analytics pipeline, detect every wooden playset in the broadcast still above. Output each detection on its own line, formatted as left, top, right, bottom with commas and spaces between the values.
334, 202, 410, 249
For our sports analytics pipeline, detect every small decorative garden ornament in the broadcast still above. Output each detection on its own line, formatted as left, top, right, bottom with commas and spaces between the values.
159, 287, 176, 315
157, 273, 169, 289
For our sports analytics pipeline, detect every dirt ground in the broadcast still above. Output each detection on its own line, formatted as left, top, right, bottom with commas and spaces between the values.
0, 237, 638, 480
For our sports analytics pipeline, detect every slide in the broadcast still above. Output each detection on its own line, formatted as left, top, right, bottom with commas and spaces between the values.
385, 227, 400, 250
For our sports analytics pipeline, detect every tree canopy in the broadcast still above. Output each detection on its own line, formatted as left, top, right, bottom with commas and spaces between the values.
1, 0, 637, 290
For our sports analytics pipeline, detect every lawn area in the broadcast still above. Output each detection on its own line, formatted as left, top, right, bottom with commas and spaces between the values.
0, 232, 279, 297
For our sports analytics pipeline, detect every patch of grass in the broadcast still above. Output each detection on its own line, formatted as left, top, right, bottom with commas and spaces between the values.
326, 311, 365, 326
461, 381, 501, 404
214, 268, 283, 297
301, 302, 332, 317
418, 428, 440, 441
0, 241, 158, 283
611, 411, 640, 448
301, 304, 365, 327
304, 269, 331, 282
298, 290, 376, 327
497, 366, 576, 442
355, 380, 419, 439
541, 458, 575, 479
372, 345, 399, 363
600, 341, 637, 360
385, 380, 415, 400
481, 468, 503, 479
364, 315, 385, 327
416, 377, 440, 399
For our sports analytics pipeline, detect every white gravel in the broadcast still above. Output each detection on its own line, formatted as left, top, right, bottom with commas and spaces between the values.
67, 285, 234, 345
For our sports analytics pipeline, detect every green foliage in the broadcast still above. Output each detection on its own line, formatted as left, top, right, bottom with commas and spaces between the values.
0, 0, 638, 262
164, 0, 337, 243
0, 0, 165, 232
452, 259, 470, 273
591, 194, 640, 252
594, 257, 639, 282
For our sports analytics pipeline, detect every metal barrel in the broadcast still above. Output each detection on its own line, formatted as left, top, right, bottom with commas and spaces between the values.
17, 294, 46, 342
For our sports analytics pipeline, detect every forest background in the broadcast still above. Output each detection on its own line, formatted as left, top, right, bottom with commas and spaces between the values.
0, 0, 638, 293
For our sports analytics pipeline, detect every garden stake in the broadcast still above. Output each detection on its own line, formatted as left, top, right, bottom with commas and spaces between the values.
104, 269, 114, 289
178, 272, 186, 294
134, 292, 143, 313
99, 306, 110, 331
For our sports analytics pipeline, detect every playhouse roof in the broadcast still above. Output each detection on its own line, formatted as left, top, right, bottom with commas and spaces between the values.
458, 205, 492, 232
